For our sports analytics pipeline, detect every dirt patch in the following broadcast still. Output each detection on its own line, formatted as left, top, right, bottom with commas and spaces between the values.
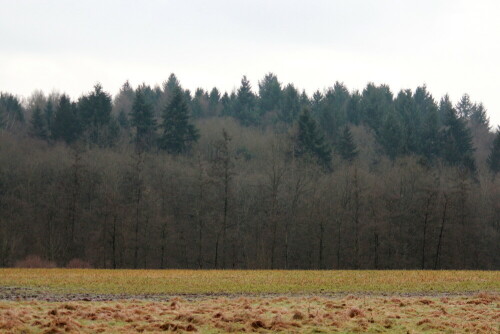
0, 286, 491, 302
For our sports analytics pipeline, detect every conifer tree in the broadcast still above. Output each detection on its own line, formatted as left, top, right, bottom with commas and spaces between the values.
258, 72, 282, 113
337, 125, 358, 162
487, 126, 500, 175
30, 107, 48, 140
158, 88, 199, 154
208, 87, 221, 116
294, 108, 332, 170
280, 84, 301, 124
439, 96, 476, 172
456, 94, 473, 119
77, 83, 113, 145
470, 102, 490, 129
117, 109, 129, 129
300, 90, 310, 109
52, 95, 81, 144
44, 100, 54, 134
220, 92, 232, 116
395, 89, 418, 154
234, 76, 257, 125
379, 109, 404, 160
130, 88, 157, 151
419, 105, 440, 161
318, 82, 349, 139
0, 92, 25, 124
164, 73, 181, 95
346, 90, 363, 125
191, 88, 206, 118
361, 84, 393, 134
414, 85, 439, 159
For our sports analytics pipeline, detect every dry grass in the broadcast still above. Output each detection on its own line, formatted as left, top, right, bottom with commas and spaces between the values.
0, 269, 498, 295
0, 294, 498, 333
0, 270, 498, 332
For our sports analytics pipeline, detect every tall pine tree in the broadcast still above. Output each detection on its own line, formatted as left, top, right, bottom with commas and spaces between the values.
234, 76, 257, 125
30, 107, 48, 140
379, 109, 404, 160
258, 72, 282, 113
52, 95, 81, 144
130, 87, 157, 151
294, 108, 332, 170
77, 83, 113, 145
158, 88, 199, 154
337, 125, 358, 162
280, 84, 301, 124
439, 95, 476, 172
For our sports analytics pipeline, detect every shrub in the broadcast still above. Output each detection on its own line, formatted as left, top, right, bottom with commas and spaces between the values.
14, 255, 56, 268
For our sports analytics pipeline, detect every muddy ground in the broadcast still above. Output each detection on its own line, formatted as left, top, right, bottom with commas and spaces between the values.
0, 286, 488, 302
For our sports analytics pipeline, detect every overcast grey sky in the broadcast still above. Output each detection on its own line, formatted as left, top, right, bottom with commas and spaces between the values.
1, 0, 499, 125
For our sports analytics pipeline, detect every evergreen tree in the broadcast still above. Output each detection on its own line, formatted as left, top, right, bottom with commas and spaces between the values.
414, 85, 439, 158
44, 100, 55, 134
52, 95, 81, 144
336, 125, 358, 162
114, 81, 135, 126
138, 84, 161, 116
294, 108, 332, 170
0, 92, 25, 124
319, 82, 349, 140
439, 95, 476, 172
378, 109, 404, 160
311, 90, 323, 119
163, 73, 181, 95
130, 88, 157, 151
158, 88, 199, 154
456, 94, 474, 119
395, 89, 418, 154
220, 92, 232, 116
419, 104, 440, 161
30, 107, 48, 140
258, 72, 282, 113
470, 102, 490, 129
361, 83, 393, 134
299, 90, 310, 109
280, 84, 301, 124
208, 87, 221, 116
487, 126, 500, 175
117, 109, 130, 129
346, 90, 363, 125
191, 88, 207, 118
77, 83, 113, 145
234, 76, 257, 125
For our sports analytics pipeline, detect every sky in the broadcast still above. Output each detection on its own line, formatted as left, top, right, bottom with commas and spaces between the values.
1, 0, 499, 125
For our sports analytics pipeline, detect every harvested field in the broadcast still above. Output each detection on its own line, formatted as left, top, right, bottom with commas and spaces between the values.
0, 269, 498, 295
0, 294, 499, 333
0, 270, 498, 333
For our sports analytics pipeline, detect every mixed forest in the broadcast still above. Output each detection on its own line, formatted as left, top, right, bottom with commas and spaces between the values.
0, 73, 499, 269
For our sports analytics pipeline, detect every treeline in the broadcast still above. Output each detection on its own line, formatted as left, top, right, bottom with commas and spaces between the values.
0, 73, 499, 269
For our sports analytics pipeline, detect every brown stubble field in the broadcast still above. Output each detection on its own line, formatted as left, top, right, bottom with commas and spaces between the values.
1, 294, 499, 333
0, 269, 498, 333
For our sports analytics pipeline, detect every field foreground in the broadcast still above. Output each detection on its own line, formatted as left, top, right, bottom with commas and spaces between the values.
0, 269, 498, 295
0, 269, 498, 333
1, 294, 499, 333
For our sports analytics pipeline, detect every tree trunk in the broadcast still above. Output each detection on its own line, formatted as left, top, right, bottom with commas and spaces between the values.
434, 194, 448, 270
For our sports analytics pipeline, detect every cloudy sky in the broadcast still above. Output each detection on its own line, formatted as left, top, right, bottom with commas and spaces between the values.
1, 0, 499, 125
